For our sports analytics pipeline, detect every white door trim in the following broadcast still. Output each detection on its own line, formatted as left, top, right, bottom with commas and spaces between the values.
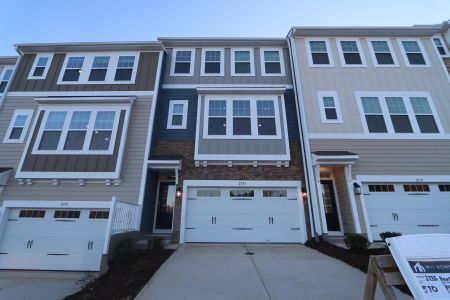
320, 171, 344, 236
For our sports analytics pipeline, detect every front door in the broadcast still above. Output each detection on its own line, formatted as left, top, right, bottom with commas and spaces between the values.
154, 182, 176, 232
321, 180, 341, 232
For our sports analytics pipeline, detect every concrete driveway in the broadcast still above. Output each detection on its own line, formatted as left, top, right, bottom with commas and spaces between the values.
0, 270, 84, 300
136, 244, 412, 300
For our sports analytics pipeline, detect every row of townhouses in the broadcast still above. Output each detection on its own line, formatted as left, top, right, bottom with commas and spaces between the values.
0, 21, 449, 271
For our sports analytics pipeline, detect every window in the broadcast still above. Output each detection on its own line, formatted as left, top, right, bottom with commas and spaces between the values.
307, 40, 333, 66
385, 97, 413, 133
318, 92, 342, 123
207, 100, 227, 135
233, 100, 251, 135
338, 40, 366, 66
89, 211, 109, 219
62, 56, 84, 82
115, 56, 135, 81
34, 107, 123, 154
19, 210, 46, 218
399, 40, 428, 66
196, 190, 221, 197
433, 37, 448, 56
261, 49, 285, 75
263, 190, 287, 197
4, 110, 34, 143
257, 100, 276, 135
230, 190, 254, 197
0, 68, 13, 93
368, 40, 397, 66
89, 56, 110, 81
28, 54, 53, 79
171, 49, 194, 75
438, 184, 450, 192
231, 49, 254, 75
360, 97, 387, 133
403, 184, 430, 192
167, 100, 188, 129
410, 97, 439, 133
54, 210, 81, 219
201, 49, 223, 76
368, 185, 395, 192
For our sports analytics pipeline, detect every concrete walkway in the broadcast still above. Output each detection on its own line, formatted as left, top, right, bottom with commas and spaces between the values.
136, 244, 412, 300
0, 270, 84, 300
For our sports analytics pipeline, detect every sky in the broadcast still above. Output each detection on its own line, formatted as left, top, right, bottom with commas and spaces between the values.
1, 0, 449, 55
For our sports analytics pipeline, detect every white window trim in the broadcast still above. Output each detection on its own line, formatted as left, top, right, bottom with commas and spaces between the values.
0, 67, 14, 95
367, 38, 399, 68
167, 100, 188, 129
3, 109, 34, 143
56, 52, 140, 85
305, 38, 334, 67
317, 91, 343, 123
31, 105, 126, 155
202, 95, 282, 139
28, 53, 54, 79
260, 48, 286, 76
200, 48, 224, 76
355, 91, 444, 135
397, 38, 431, 67
431, 35, 449, 57
231, 48, 255, 76
336, 38, 367, 67
170, 48, 195, 76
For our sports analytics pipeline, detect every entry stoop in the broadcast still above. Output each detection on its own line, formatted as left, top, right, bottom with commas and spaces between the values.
134, 233, 173, 250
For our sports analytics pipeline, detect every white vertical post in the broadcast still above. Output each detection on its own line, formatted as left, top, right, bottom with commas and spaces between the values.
344, 165, 362, 234
102, 196, 117, 255
314, 164, 328, 234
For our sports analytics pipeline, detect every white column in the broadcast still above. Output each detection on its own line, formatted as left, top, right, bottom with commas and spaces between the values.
344, 165, 362, 233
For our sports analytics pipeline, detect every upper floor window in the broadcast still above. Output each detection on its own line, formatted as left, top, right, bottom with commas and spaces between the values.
62, 57, 84, 82
207, 100, 227, 135
368, 40, 398, 66
115, 56, 135, 81
3, 109, 34, 143
201, 49, 224, 76
307, 40, 333, 66
256, 100, 276, 135
231, 49, 254, 76
233, 100, 251, 135
385, 97, 413, 133
261, 49, 285, 76
360, 97, 387, 133
171, 49, 194, 76
432, 37, 448, 56
337, 40, 366, 66
410, 97, 439, 133
33, 106, 124, 154
89, 56, 110, 81
0, 68, 13, 94
28, 54, 53, 79
318, 92, 342, 123
167, 100, 188, 129
399, 40, 429, 66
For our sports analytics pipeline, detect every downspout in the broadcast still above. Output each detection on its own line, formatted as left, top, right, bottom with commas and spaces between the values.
287, 30, 322, 239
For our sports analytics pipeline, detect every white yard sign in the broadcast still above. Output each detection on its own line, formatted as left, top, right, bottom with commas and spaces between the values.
387, 234, 450, 300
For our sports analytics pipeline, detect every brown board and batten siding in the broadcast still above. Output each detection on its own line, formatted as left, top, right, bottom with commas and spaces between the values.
9, 52, 159, 92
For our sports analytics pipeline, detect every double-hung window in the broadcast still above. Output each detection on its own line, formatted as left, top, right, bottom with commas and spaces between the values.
0, 68, 13, 93
308, 40, 332, 66
231, 49, 254, 75
232, 100, 251, 135
167, 100, 188, 129
62, 57, 84, 82
64, 111, 91, 150
115, 56, 135, 81
90, 111, 116, 150
201, 49, 223, 75
318, 92, 342, 123
338, 40, 365, 66
3, 110, 34, 143
171, 49, 194, 75
256, 100, 276, 135
400, 40, 428, 66
89, 56, 110, 81
410, 97, 439, 133
385, 97, 413, 133
39, 111, 67, 150
432, 37, 448, 56
369, 40, 397, 66
207, 100, 227, 135
261, 49, 285, 75
360, 97, 387, 133
29, 54, 53, 79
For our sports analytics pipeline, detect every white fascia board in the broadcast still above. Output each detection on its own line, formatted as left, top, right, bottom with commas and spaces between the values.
1, 200, 111, 209
355, 175, 450, 183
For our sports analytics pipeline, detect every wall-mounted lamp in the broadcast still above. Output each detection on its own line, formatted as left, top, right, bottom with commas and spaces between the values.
301, 187, 308, 197
176, 186, 183, 198
353, 182, 362, 195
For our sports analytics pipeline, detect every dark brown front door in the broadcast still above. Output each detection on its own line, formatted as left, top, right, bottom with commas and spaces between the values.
321, 180, 341, 232
154, 182, 175, 231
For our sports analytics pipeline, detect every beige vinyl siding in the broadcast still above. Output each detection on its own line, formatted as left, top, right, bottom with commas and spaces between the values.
0, 95, 153, 204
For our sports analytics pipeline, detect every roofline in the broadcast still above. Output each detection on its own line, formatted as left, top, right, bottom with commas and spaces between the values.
158, 37, 288, 47
0, 56, 18, 65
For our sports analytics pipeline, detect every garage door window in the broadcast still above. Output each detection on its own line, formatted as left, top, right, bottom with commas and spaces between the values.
230, 190, 254, 198
54, 210, 81, 219
263, 190, 287, 197
19, 210, 46, 218
89, 211, 109, 219
368, 184, 395, 192
403, 184, 430, 192
196, 190, 221, 197
438, 184, 450, 192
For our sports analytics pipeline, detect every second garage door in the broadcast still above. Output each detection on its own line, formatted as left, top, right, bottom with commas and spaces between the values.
185, 185, 305, 243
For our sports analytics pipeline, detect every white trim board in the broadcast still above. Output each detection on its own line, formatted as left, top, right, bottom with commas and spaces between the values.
162, 84, 294, 89
308, 133, 450, 140
8, 91, 156, 97
170, 48, 195, 77
1, 200, 112, 209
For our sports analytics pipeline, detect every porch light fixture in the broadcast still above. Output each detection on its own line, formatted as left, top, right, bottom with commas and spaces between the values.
301, 187, 307, 197
353, 182, 362, 195
176, 186, 182, 198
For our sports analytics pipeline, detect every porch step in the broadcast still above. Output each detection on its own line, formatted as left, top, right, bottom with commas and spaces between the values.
134, 234, 172, 250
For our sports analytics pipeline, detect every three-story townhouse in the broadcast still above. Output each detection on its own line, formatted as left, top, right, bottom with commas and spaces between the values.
141, 38, 310, 244
0, 42, 164, 271
288, 23, 450, 242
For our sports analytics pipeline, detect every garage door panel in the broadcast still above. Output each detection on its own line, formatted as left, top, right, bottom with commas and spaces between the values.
186, 227, 302, 243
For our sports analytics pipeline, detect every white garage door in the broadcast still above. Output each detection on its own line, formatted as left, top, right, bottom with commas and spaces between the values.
185, 186, 305, 243
364, 183, 450, 241
0, 208, 109, 271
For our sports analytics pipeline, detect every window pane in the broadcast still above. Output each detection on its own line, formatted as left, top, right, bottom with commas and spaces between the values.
257, 100, 275, 116
233, 100, 250, 116
263, 190, 287, 197
39, 131, 61, 150
205, 62, 220, 73
45, 112, 67, 129
64, 131, 86, 150
264, 51, 280, 62
67, 57, 84, 68
312, 53, 330, 64
325, 108, 338, 120
341, 41, 359, 52
9, 127, 23, 139
205, 51, 220, 62
37, 57, 49, 67
343, 53, 362, 64
233, 118, 251, 135
62, 69, 81, 81
365, 115, 387, 133
208, 118, 226, 135
176, 51, 191, 62
171, 115, 183, 126
258, 118, 276, 135
235, 62, 251, 73
209, 100, 226, 116
416, 115, 439, 133
386, 97, 407, 114
174, 62, 190, 73
410, 97, 432, 114
323, 97, 335, 108
361, 97, 382, 114
235, 51, 250, 61
33, 67, 45, 77
265, 62, 281, 73
0, 82, 6, 93
114, 69, 132, 81
372, 41, 390, 52
14, 115, 27, 127
94, 111, 115, 129
402, 41, 421, 52
406, 53, 426, 65
310, 41, 327, 52
117, 56, 135, 68
172, 104, 184, 114
90, 131, 112, 150
89, 69, 107, 81
390, 115, 413, 133
92, 56, 110, 68
69, 111, 91, 129
375, 53, 394, 64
